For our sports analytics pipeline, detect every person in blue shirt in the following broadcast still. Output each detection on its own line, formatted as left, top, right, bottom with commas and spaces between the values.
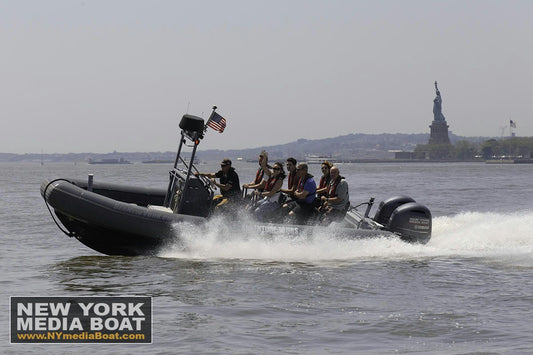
282, 163, 317, 224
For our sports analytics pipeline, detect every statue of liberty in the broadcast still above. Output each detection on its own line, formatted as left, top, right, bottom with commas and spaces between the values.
433, 81, 446, 121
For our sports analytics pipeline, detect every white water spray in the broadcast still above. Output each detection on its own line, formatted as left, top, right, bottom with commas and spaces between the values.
159, 211, 533, 264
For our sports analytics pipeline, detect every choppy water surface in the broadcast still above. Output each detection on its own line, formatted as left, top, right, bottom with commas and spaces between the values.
1, 161, 532, 354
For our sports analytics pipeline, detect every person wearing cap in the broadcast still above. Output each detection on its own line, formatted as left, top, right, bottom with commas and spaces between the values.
196, 158, 241, 208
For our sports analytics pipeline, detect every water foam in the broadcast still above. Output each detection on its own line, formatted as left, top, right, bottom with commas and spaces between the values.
427, 210, 533, 265
159, 211, 533, 264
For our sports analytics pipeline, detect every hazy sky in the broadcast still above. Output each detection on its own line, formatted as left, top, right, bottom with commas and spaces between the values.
2, 0, 532, 153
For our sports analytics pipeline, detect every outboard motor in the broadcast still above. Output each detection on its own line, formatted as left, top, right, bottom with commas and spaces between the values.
387, 202, 432, 244
373, 196, 415, 226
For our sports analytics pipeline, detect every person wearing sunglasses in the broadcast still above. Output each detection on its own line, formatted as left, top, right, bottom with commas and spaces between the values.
315, 160, 333, 200
253, 162, 286, 221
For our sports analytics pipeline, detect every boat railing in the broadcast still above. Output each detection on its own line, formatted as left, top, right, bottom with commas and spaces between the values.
164, 115, 204, 207
346, 198, 380, 229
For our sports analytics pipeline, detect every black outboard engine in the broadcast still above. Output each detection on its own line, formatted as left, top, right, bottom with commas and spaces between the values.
373, 196, 415, 226
387, 202, 431, 244
374, 196, 432, 244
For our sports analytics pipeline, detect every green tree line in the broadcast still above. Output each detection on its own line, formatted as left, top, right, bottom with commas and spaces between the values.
414, 137, 533, 160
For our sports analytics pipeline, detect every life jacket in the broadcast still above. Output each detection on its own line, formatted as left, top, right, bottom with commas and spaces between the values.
295, 174, 316, 205
262, 175, 283, 203
326, 176, 343, 198
297, 174, 315, 193
318, 175, 330, 189
288, 171, 297, 189
254, 168, 264, 184
296, 176, 304, 193
264, 175, 280, 192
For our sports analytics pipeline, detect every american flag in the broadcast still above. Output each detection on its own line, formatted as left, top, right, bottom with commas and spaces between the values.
207, 111, 226, 133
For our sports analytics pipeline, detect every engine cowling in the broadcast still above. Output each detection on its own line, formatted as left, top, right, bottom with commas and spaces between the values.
373, 196, 415, 226
387, 202, 432, 244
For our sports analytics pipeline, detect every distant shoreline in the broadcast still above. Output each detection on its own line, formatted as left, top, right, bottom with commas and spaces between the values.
1, 132, 498, 163
0, 158, 485, 164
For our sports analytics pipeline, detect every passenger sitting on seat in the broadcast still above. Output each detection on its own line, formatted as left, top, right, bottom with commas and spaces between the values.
253, 162, 286, 221
282, 163, 316, 224
196, 158, 241, 208
319, 166, 349, 223
242, 150, 270, 194
280, 157, 298, 199
313, 160, 333, 208
316, 160, 333, 197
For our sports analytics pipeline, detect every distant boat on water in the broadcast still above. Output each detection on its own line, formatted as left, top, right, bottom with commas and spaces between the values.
485, 155, 533, 164
142, 159, 174, 164
143, 157, 200, 164
88, 158, 132, 165
306, 154, 336, 164
486, 158, 533, 164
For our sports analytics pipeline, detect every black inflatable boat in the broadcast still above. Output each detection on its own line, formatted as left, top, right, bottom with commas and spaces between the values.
41, 110, 432, 256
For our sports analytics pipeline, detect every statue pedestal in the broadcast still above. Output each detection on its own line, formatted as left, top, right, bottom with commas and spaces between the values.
429, 120, 450, 145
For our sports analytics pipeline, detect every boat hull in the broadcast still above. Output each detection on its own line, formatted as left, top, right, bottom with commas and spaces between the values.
41, 179, 205, 256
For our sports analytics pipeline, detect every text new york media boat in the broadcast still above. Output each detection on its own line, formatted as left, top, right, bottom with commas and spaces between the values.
41, 108, 432, 256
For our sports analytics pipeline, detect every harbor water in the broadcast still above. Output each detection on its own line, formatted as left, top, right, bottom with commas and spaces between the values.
1, 161, 532, 354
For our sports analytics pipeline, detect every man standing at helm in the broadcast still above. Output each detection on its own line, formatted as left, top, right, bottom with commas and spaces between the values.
196, 158, 241, 208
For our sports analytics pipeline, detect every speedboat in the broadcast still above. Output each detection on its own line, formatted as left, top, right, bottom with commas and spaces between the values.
41, 112, 432, 256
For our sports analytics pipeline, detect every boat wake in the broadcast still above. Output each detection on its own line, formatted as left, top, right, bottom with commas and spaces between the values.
428, 210, 533, 266
159, 211, 533, 265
